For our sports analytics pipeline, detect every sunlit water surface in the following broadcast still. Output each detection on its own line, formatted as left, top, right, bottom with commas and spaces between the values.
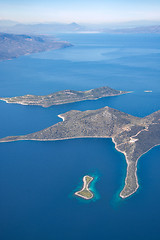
0, 34, 160, 240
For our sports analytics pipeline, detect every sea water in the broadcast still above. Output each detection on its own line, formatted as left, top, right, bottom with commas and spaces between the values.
0, 34, 160, 240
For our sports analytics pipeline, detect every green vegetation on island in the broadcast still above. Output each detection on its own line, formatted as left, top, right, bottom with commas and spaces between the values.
75, 175, 94, 200
0, 86, 128, 107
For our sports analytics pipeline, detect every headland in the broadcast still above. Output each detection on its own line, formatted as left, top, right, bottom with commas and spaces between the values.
0, 92, 159, 199
0, 32, 72, 61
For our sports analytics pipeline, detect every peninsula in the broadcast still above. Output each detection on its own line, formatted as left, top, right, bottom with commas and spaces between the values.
0, 106, 160, 198
75, 175, 94, 200
0, 32, 72, 61
0, 86, 128, 107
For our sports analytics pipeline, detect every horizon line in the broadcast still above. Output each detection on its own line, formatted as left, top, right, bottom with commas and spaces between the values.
1, 18, 160, 25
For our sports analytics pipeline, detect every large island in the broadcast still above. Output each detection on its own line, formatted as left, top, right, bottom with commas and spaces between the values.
0, 86, 128, 107
0, 103, 160, 198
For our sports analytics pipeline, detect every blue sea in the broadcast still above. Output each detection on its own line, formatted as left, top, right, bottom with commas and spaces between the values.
0, 34, 160, 240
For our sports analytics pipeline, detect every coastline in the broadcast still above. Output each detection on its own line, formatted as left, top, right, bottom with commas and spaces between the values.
0, 134, 160, 199
74, 175, 94, 200
112, 137, 160, 198
58, 114, 65, 121
0, 103, 159, 199
112, 137, 139, 198
0, 42, 73, 62
0, 91, 131, 108
0, 99, 29, 106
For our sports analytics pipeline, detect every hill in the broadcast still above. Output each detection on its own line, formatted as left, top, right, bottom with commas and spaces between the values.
0, 105, 159, 198
0, 86, 128, 107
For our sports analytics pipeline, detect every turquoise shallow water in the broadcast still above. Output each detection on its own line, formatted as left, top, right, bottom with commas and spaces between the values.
0, 34, 160, 240
73, 173, 100, 203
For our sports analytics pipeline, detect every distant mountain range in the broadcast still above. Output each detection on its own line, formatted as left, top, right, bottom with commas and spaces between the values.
0, 20, 19, 27
0, 21, 85, 34
0, 20, 160, 34
102, 25, 160, 34
0, 32, 72, 61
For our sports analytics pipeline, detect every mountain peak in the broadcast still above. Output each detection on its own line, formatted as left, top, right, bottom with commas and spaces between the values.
70, 22, 80, 26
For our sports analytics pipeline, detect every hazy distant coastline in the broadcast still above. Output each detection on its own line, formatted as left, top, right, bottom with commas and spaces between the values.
0, 32, 72, 61
1, 20, 160, 35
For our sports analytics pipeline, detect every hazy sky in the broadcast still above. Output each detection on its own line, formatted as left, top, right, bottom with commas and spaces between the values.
0, 0, 160, 23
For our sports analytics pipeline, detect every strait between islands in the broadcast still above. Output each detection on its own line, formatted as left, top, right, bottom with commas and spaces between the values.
0, 86, 160, 199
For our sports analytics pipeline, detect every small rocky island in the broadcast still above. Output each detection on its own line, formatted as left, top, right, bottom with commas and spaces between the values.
0, 105, 160, 198
0, 86, 128, 107
75, 175, 94, 200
